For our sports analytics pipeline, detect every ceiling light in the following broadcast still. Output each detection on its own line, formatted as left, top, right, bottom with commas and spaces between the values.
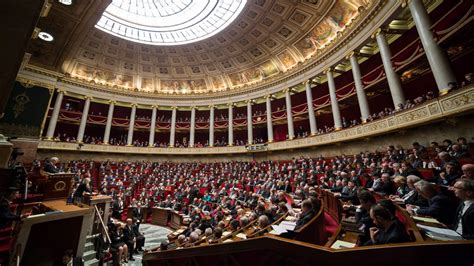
38, 32, 54, 42
59, 0, 72, 5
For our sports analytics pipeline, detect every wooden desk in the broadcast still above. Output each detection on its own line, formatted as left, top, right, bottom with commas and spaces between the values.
152, 207, 170, 226
169, 211, 183, 229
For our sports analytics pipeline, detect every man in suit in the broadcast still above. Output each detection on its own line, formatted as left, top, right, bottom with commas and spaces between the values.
43, 157, 60, 173
294, 200, 315, 231
368, 205, 410, 245
132, 202, 144, 229
132, 218, 145, 253
406, 181, 457, 226
123, 218, 136, 261
112, 196, 123, 220
452, 179, 474, 239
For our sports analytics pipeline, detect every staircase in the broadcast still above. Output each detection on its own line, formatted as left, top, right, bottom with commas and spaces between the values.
81, 224, 172, 265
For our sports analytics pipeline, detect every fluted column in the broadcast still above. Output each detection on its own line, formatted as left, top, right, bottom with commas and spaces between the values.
349, 52, 370, 122
149, 106, 157, 147
408, 0, 456, 93
169, 107, 177, 147
228, 104, 234, 146
285, 89, 295, 140
247, 100, 253, 145
374, 29, 406, 109
305, 80, 317, 135
209, 105, 215, 147
265, 95, 274, 143
326, 69, 342, 130
189, 107, 196, 148
103, 100, 115, 144
45, 89, 64, 140
127, 104, 136, 146
77, 96, 91, 143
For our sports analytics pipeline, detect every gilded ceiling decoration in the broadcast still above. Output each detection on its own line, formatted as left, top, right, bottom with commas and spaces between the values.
28, 0, 374, 97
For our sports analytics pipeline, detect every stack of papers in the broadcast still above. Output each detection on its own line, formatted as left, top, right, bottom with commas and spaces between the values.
330, 240, 356, 249
235, 233, 247, 239
412, 216, 440, 224
271, 225, 288, 235
417, 224, 463, 241
279, 221, 297, 231
222, 231, 231, 237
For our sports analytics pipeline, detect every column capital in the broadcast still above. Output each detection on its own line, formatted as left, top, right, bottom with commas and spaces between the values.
208, 104, 215, 109
56, 88, 66, 94
190, 106, 196, 110
246, 99, 253, 104
303, 79, 311, 85
227, 102, 234, 107
345, 51, 356, 60
108, 100, 116, 105
323, 67, 334, 74
371, 28, 384, 39
83, 95, 93, 100
171, 106, 178, 110
264, 94, 273, 99
150, 105, 158, 109
400, 0, 411, 8
130, 103, 138, 107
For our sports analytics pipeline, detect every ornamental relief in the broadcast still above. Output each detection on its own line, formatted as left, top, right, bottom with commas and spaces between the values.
396, 108, 429, 125
440, 91, 474, 113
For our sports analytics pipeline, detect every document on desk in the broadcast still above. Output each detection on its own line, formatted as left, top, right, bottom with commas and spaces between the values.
412, 216, 440, 224
271, 225, 288, 235
330, 240, 356, 249
417, 224, 463, 240
279, 221, 297, 231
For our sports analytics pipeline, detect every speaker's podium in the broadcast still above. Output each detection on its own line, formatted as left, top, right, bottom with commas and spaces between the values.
10, 173, 94, 266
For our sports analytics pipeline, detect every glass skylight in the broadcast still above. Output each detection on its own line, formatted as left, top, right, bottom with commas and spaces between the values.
95, 0, 247, 45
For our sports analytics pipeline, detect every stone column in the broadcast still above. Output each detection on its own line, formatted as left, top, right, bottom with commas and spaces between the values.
228, 104, 233, 146
189, 107, 196, 148
265, 95, 274, 142
326, 69, 342, 130
247, 100, 253, 145
103, 100, 115, 144
374, 29, 406, 109
209, 105, 214, 147
149, 106, 157, 147
77, 96, 91, 143
349, 52, 371, 122
126, 104, 136, 146
169, 107, 177, 147
408, 0, 456, 93
285, 89, 295, 140
45, 89, 64, 140
305, 80, 317, 135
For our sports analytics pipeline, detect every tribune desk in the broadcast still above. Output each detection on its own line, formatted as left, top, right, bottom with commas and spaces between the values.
11, 200, 93, 265
151, 207, 170, 226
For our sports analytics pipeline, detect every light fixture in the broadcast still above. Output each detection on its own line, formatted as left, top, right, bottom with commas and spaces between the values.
59, 0, 72, 5
38, 32, 54, 42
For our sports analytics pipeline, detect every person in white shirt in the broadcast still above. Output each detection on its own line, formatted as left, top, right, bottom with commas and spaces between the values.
452, 179, 474, 239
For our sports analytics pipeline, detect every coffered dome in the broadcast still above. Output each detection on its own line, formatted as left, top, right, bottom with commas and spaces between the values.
32, 0, 375, 98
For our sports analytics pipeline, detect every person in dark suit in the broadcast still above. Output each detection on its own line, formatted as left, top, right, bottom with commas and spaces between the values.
294, 200, 315, 231
94, 231, 111, 266
43, 157, 60, 173
132, 202, 145, 229
368, 205, 410, 245
112, 196, 124, 220
110, 223, 128, 263
132, 218, 145, 253
407, 181, 457, 226
123, 218, 136, 261
0, 187, 28, 229
452, 179, 474, 239
356, 190, 376, 244
73, 177, 92, 203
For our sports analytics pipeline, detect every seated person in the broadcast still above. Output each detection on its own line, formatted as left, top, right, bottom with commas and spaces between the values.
355, 191, 376, 244
452, 179, 474, 239
94, 229, 111, 266
406, 181, 457, 226
367, 205, 410, 245
43, 157, 60, 173
209, 227, 223, 244
294, 200, 315, 231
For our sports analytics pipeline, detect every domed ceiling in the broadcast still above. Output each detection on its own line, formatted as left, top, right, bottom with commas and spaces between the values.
28, 0, 375, 98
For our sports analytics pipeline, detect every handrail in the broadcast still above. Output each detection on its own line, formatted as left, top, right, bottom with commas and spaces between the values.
94, 205, 111, 243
